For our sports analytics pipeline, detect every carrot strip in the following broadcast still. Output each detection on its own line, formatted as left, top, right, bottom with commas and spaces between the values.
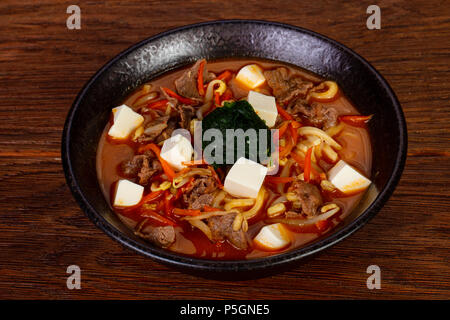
339, 115, 373, 127
277, 121, 290, 138
156, 198, 165, 211
304, 147, 313, 182
279, 136, 294, 159
161, 87, 197, 105
216, 70, 233, 82
197, 60, 206, 96
203, 206, 221, 212
276, 104, 294, 120
173, 208, 202, 216
265, 176, 294, 184
290, 151, 304, 169
141, 190, 164, 204
174, 188, 183, 201
121, 190, 164, 212
181, 159, 208, 166
289, 121, 300, 145
141, 209, 177, 226
140, 143, 176, 181
290, 120, 302, 129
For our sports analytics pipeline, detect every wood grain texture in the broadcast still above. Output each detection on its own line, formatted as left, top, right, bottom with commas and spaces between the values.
0, 0, 449, 299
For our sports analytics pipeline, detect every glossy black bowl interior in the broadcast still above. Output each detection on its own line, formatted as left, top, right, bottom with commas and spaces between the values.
62, 20, 407, 276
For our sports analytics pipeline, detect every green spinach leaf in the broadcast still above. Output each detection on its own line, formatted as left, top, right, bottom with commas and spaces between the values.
201, 100, 273, 168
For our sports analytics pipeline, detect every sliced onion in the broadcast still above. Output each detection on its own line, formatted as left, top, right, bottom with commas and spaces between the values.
132, 91, 158, 107
196, 101, 212, 120
196, 80, 226, 120
298, 126, 342, 150
278, 159, 293, 194
266, 207, 340, 226
188, 220, 212, 240
271, 195, 287, 206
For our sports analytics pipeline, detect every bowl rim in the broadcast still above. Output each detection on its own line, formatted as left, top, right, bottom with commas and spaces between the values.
62, 19, 407, 272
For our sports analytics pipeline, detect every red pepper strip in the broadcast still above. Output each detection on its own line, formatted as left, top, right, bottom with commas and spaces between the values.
137, 143, 153, 154
265, 176, 294, 184
139, 143, 176, 181
216, 70, 233, 82
203, 205, 221, 212
315, 219, 329, 232
214, 91, 221, 106
221, 88, 234, 101
304, 147, 313, 182
276, 104, 294, 120
161, 87, 197, 105
208, 165, 223, 188
141, 209, 177, 226
173, 187, 184, 201
173, 208, 202, 216
292, 151, 321, 182
339, 115, 373, 127
197, 60, 206, 96
146, 99, 169, 111
156, 198, 165, 211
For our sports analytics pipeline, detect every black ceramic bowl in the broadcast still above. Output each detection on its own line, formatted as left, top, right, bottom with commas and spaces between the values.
62, 20, 406, 276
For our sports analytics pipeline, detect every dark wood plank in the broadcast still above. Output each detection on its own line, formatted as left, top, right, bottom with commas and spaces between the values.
0, 0, 449, 299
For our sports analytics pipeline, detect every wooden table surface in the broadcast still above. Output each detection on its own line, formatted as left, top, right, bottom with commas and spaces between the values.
0, 0, 449, 300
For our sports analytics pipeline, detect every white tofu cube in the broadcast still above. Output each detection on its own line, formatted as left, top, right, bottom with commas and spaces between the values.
224, 157, 268, 198
235, 64, 266, 89
254, 223, 291, 251
108, 105, 144, 139
327, 160, 371, 194
113, 179, 144, 207
160, 134, 193, 170
247, 91, 278, 127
